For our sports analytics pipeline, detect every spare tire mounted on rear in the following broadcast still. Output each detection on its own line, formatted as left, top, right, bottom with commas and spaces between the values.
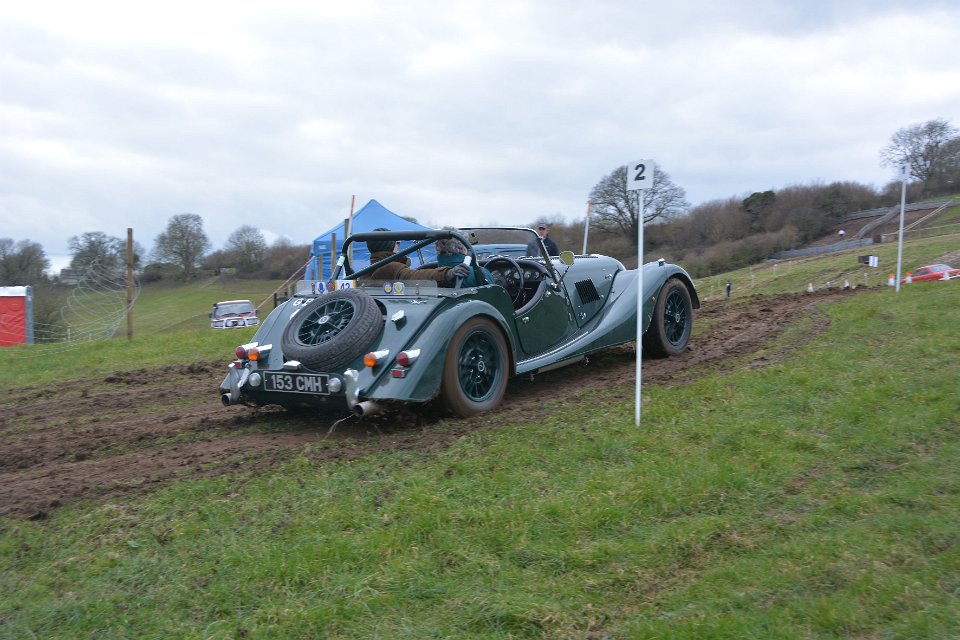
280, 289, 384, 371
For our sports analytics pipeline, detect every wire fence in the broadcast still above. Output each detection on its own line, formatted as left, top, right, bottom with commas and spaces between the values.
3, 260, 140, 359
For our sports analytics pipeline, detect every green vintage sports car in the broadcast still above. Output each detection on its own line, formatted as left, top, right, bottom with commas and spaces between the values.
219, 227, 699, 418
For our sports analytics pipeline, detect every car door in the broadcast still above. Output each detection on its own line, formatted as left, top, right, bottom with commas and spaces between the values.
514, 279, 574, 355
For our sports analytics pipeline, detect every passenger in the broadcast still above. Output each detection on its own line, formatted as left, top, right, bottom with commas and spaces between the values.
435, 230, 493, 287
365, 228, 467, 285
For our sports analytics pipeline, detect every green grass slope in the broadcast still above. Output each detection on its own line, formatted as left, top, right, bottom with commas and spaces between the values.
131, 275, 288, 335
2, 282, 958, 638
696, 230, 960, 301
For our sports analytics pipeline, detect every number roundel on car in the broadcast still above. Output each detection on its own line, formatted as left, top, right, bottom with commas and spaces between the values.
280, 289, 384, 372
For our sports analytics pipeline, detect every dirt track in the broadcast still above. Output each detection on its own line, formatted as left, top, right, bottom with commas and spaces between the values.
0, 288, 870, 519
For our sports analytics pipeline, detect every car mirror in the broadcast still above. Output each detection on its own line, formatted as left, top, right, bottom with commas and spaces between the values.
559, 250, 574, 266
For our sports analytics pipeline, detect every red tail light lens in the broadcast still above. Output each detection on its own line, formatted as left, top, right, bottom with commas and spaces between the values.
396, 349, 421, 367
235, 342, 260, 360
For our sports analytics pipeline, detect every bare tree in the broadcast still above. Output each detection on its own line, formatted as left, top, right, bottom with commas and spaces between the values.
0, 238, 50, 285
880, 118, 959, 191
261, 238, 311, 280
225, 225, 268, 273
940, 136, 960, 194
588, 163, 689, 246
68, 232, 123, 273
151, 213, 211, 281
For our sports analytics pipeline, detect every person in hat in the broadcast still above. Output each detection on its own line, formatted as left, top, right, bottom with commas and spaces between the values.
526, 223, 559, 257
365, 228, 467, 285
434, 228, 493, 287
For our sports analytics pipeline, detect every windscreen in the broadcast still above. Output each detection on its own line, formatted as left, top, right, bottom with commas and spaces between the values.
459, 228, 542, 259
214, 302, 254, 317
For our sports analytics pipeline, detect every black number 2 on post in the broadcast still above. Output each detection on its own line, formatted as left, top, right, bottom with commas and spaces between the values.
627, 159, 654, 191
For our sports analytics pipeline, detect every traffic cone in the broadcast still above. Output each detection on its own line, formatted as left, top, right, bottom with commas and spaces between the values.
905, 272, 912, 284
887, 273, 894, 286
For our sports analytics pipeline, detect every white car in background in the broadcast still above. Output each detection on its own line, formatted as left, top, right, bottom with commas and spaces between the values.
210, 299, 259, 329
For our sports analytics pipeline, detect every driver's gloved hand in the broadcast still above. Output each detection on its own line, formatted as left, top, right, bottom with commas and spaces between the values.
446, 263, 470, 283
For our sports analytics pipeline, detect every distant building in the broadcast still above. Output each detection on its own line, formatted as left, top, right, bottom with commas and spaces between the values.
58, 268, 80, 285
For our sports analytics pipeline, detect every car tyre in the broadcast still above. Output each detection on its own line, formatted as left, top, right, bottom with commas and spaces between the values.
281, 289, 384, 371
643, 277, 692, 358
440, 316, 508, 417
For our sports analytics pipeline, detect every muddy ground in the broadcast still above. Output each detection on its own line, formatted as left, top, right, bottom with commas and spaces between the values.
0, 288, 870, 520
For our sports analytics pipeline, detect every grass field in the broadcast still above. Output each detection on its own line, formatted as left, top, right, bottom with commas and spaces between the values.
131, 275, 288, 334
696, 230, 960, 301
2, 249, 959, 637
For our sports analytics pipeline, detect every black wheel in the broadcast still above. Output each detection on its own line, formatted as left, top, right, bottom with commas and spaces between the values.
440, 317, 508, 417
643, 278, 692, 358
281, 289, 384, 371
485, 256, 526, 305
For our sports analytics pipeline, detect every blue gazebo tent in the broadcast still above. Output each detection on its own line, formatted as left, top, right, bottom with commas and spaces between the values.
304, 199, 435, 281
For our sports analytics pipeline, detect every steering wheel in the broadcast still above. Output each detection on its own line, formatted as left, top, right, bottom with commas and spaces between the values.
485, 256, 526, 305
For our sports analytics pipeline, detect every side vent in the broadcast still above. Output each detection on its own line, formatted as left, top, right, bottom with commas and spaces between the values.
575, 279, 601, 304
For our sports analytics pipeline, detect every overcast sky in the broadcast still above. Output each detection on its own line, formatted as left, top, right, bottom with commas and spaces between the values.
1, 0, 958, 269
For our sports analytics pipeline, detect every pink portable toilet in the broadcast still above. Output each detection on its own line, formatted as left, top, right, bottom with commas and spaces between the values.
0, 286, 34, 346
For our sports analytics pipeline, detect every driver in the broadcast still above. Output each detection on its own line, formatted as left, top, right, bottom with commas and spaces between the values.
366, 228, 468, 286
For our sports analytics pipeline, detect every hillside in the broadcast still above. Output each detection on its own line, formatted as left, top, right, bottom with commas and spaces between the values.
131, 274, 289, 334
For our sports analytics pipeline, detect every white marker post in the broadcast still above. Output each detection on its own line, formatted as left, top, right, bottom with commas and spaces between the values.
627, 160, 654, 425
895, 164, 908, 293
582, 200, 592, 255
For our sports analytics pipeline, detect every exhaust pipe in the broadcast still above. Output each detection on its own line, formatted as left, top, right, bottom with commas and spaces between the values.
353, 401, 382, 418
221, 393, 233, 407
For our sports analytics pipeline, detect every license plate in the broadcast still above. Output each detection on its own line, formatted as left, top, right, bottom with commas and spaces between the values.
263, 372, 331, 394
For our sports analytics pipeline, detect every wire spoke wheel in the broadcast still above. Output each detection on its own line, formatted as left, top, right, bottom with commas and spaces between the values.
441, 317, 508, 416
280, 289, 384, 371
457, 331, 501, 401
662, 288, 689, 346
643, 277, 693, 358
297, 298, 356, 345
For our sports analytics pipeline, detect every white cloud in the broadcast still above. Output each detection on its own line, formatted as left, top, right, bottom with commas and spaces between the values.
0, 0, 958, 262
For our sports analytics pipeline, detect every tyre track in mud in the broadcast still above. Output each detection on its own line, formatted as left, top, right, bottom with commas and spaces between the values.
0, 287, 871, 519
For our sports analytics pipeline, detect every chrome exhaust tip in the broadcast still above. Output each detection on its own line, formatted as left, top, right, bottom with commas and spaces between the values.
353, 401, 381, 418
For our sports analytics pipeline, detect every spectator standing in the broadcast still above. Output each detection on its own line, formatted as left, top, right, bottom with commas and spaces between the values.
526, 224, 559, 257
725, 280, 732, 298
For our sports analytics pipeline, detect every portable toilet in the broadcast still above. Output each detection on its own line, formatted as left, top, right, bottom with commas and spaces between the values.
0, 286, 34, 346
